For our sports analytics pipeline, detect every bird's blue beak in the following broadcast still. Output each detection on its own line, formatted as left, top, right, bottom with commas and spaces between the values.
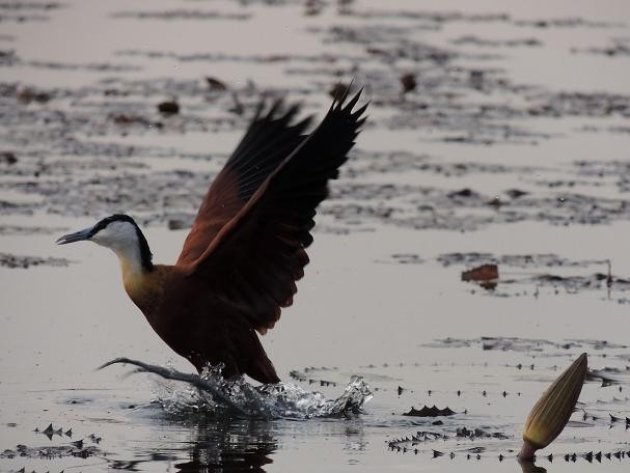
56, 227, 94, 245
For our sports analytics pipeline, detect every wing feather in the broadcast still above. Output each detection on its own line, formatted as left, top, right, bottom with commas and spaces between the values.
177, 101, 312, 266
182, 90, 367, 333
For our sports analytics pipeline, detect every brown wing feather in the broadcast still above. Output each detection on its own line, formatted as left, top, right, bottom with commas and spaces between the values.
177, 101, 312, 266
181, 90, 367, 333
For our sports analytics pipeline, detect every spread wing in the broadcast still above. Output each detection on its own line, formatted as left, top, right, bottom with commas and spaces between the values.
177, 101, 313, 266
180, 90, 367, 334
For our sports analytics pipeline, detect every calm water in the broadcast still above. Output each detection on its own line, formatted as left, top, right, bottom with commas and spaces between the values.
1, 1, 630, 471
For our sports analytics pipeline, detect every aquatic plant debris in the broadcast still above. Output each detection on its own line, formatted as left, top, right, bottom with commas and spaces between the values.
402, 405, 456, 417
0, 253, 71, 269
99, 358, 372, 419
461, 264, 499, 283
2, 424, 103, 465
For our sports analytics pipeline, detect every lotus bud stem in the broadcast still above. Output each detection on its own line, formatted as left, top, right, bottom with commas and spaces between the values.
518, 353, 588, 462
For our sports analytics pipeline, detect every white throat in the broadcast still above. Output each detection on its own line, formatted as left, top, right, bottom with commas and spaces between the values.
91, 221, 145, 275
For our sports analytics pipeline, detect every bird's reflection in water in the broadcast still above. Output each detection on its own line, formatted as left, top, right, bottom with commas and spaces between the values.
175, 419, 277, 473
519, 460, 548, 473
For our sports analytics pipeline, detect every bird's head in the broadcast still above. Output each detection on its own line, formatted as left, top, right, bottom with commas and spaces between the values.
57, 214, 153, 272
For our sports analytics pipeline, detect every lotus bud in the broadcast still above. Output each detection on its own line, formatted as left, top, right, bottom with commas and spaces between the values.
519, 353, 588, 461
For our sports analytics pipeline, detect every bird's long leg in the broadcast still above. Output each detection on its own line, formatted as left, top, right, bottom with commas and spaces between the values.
98, 357, 267, 418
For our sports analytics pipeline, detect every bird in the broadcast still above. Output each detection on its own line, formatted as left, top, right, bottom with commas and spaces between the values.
56, 89, 367, 384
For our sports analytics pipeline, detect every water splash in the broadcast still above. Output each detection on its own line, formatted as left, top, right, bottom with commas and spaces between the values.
100, 358, 372, 419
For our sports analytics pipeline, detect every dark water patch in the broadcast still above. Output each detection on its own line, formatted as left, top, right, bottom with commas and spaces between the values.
0, 199, 37, 216
573, 160, 630, 193
298, 15, 629, 147
433, 252, 630, 299
327, 179, 630, 232
514, 17, 622, 29
128, 420, 276, 473
0, 153, 148, 178
6, 152, 630, 233
117, 48, 364, 66
0, 167, 212, 223
380, 101, 548, 146
295, 345, 630, 460
345, 150, 537, 179
0, 150, 17, 164
0, 48, 16, 65
456, 427, 509, 440
313, 24, 442, 53
0, 424, 104, 465
573, 38, 630, 58
425, 337, 629, 356
0, 1, 62, 23
452, 36, 542, 48
527, 91, 630, 118
0, 77, 307, 157
13, 58, 142, 73
293, 364, 533, 398
0, 443, 100, 460
389, 445, 630, 464
588, 368, 629, 387
387, 253, 425, 265
437, 252, 608, 269
0, 1, 63, 11
0, 253, 71, 269
111, 9, 251, 21
346, 9, 510, 25
582, 124, 630, 136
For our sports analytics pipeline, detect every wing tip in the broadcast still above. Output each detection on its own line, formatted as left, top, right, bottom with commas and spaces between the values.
329, 79, 367, 124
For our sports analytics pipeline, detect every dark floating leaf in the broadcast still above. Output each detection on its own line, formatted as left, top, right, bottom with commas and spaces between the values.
42, 423, 54, 440
462, 263, 499, 282
462, 264, 499, 289
448, 188, 479, 199
205, 76, 227, 91
400, 73, 417, 94
157, 100, 179, 115
71, 439, 83, 449
0, 151, 17, 165
505, 188, 529, 199
402, 405, 456, 417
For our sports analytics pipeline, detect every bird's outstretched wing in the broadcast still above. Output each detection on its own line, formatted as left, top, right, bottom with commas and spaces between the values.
180, 90, 367, 334
177, 101, 313, 266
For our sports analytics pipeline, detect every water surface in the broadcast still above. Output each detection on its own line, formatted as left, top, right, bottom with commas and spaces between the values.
1, 0, 630, 471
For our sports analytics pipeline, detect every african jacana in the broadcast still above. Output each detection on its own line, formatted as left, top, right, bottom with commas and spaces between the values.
57, 90, 367, 383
